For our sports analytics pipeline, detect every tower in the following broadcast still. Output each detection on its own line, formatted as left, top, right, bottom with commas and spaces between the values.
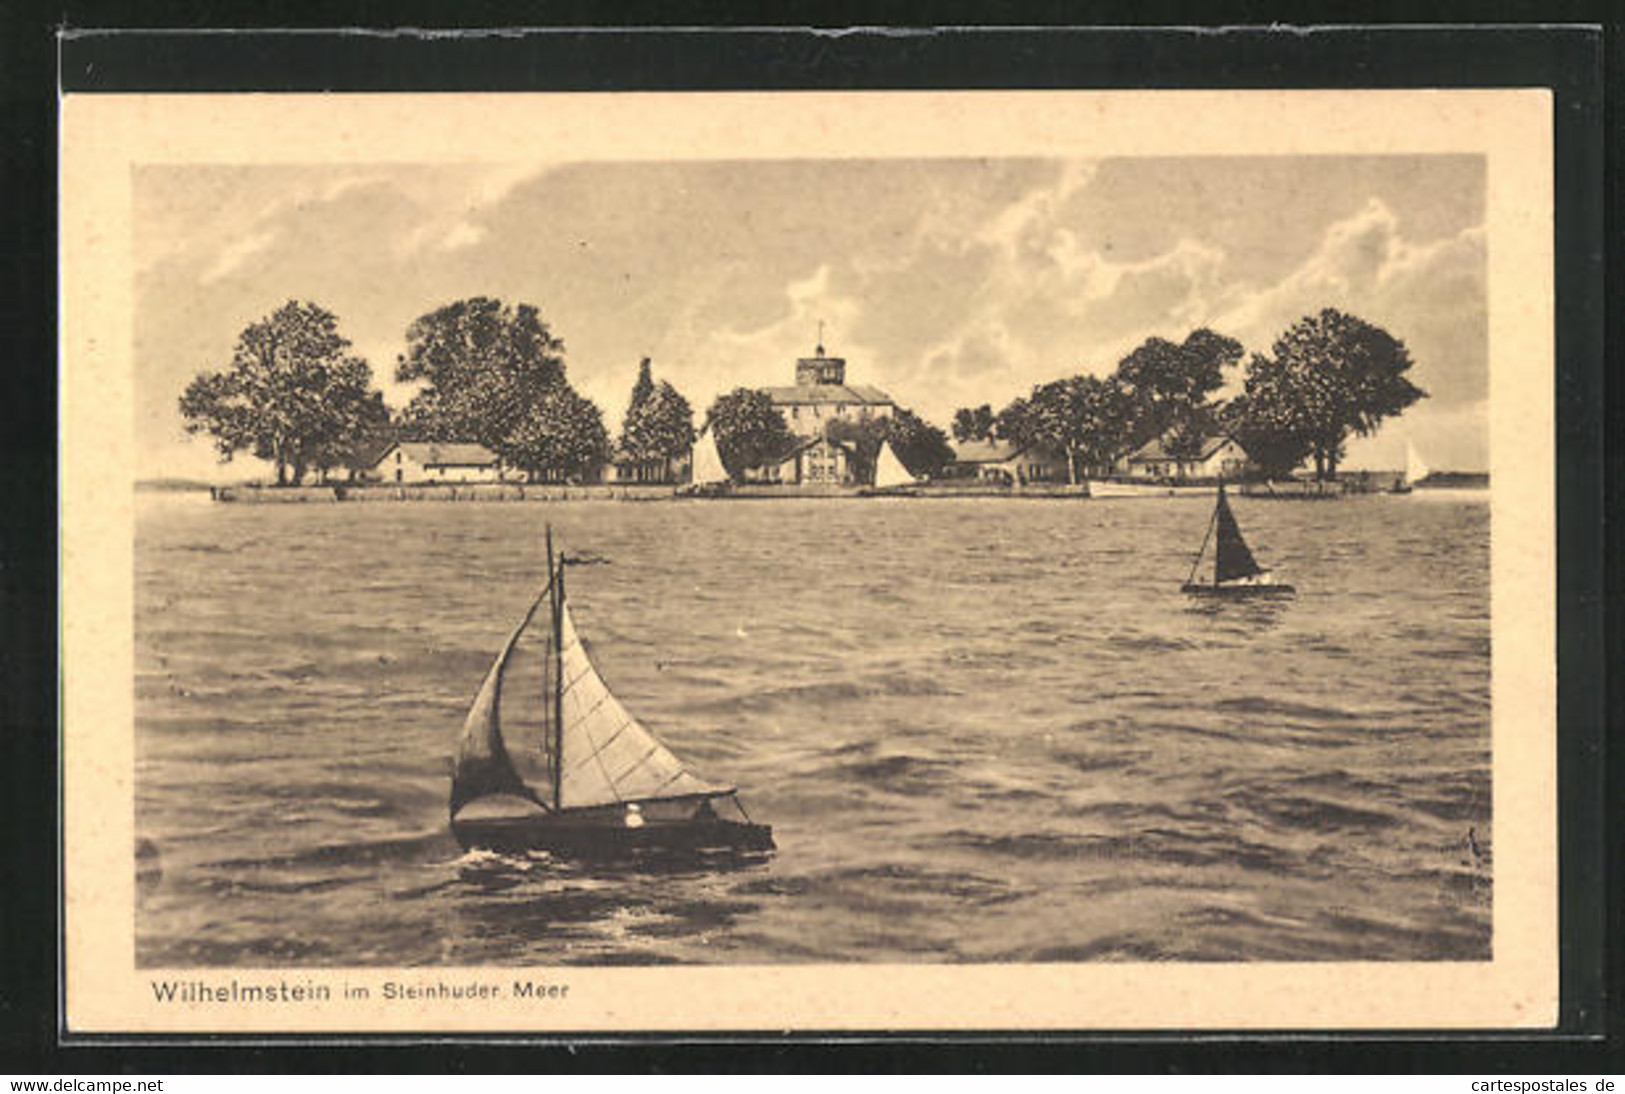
795, 325, 846, 386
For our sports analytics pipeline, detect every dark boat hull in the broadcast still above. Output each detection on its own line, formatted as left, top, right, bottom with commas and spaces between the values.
452, 812, 775, 861
1181, 582, 1296, 597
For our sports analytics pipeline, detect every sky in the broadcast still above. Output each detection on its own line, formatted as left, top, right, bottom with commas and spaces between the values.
134, 155, 1487, 482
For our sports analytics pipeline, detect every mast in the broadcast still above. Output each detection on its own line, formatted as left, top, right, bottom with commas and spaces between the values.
1214, 484, 1223, 586
1187, 492, 1219, 587
548, 526, 564, 812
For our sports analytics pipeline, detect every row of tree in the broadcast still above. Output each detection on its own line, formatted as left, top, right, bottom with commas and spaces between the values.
181, 299, 1421, 488
183, 298, 690, 486
951, 309, 1425, 482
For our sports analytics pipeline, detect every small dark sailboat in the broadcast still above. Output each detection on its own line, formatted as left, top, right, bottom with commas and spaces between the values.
450, 531, 774, 860
1181, 482, 1295, 597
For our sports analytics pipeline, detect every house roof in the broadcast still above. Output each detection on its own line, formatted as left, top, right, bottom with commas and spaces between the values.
1128, 432, 1242, 463
951, 438, 1027, 464
763, 384, 895, 407
772, 434, 854, 463
351, 436, 399, 470
610, 446, 687, 464
385, 441, 500, 467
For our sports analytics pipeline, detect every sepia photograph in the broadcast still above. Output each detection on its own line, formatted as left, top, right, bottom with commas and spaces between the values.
59, 88, 1556, 1032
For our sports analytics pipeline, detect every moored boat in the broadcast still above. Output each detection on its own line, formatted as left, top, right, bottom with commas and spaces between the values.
449, 530, 773, 861
1088, 478, 1219, 499
858, 440, 921, 497
678, 426, 732, 498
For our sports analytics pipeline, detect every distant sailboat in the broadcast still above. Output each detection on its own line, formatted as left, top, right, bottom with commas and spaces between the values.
1181, 483, 1295, 597
1400, 440, 1432, 492
861, 440, 920, 496
450, 529, 773, 859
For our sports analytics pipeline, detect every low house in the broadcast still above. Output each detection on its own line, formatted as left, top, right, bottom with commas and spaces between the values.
608, 447, 692, 485
1123, 432, 1250, 481
950, 439, 1070, 485
745, 435, 857, 486
370, 441, 510, 484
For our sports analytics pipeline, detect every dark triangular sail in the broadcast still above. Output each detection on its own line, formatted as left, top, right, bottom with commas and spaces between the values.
449, 581, 552, 818
1212, 485, 1264, 583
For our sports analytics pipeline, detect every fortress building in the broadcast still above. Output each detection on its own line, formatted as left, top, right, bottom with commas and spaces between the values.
761, 341, 895, 437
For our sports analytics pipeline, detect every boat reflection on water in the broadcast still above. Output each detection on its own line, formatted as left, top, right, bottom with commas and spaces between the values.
1182, 592, 1293, 631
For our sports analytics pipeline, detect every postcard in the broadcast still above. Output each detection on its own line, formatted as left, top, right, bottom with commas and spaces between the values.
60, 88, 1555, 1033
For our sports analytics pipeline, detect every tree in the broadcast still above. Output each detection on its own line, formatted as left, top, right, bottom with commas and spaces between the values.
824, 408, 954, 483
1225, 369, 1316, 480
951, 404, 995, 442
989, 375, 1135, 484
1114, 328, 1243, 454
618, 361, 695, 480
1240, 309, 1428, 480
883, 409, 956, 479
505, 385, 610, 483
179, 300, 386, 486
624, 357, 655, 425
1025, 378, 1088, 484
705, 389, 793, 482
314, 389, 394, 483
823, 416, 885, 483
395, 297, 567, 449
1022, 374, 1139, 484
394, 296, 613, 478
993, 395, 1037, 448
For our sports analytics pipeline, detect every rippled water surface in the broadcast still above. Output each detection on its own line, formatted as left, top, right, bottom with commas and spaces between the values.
135, 493, 1491, 966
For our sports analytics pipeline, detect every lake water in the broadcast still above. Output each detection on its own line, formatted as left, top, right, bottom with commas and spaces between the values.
134, 492, 1491, 966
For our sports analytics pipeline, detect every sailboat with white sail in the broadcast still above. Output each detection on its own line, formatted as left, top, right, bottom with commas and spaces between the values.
682, 427, 731, 497
1181, 482, 1295, 597
450, 529, 773, 859
1394, 440, 1431, 494
860, 440, 920, 496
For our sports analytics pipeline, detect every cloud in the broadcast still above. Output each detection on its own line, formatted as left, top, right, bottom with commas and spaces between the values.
885, 232, 1232, 424
437, 220, 488, 251
693, 264, 879, 389
1212, 198, 1486, 406
971, 159, 1098, 254
200, 229, 279, 283
877, 191, 1485, 474
392, 163, 554, 256
137, 158, 1488, 480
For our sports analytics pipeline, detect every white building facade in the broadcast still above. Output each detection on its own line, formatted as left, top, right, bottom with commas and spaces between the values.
1124, 433, 1250, 481
371, 441, 511, 484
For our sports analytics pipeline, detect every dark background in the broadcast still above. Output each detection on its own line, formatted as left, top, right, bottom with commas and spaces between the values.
2, 8, 1616, 1075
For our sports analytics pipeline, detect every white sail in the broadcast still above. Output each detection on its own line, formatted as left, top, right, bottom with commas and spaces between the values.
1406, 441, 1430, 485
556, 602, 730, 808
872, 441, 917, 489
690, 427, 729, 486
